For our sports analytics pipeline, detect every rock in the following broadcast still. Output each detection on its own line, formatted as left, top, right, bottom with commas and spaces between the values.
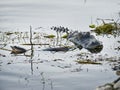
114, 78, 120, 90
96, 78, 120, 90
114, 81, 120, 90
67, 31, 103, 53
116, 71, 120, 76
112, 65, 120, 71
96, 84, 113, 90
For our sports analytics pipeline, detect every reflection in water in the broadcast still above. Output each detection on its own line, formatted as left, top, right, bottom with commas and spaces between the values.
84, 0, 87, 4
41, 72, 45, 90
0, 61, 2, 71
30, 26, 34, 75
40, 72, 54, 90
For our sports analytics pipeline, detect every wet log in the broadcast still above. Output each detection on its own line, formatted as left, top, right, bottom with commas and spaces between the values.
21, 43, 49, 45
43, 46, 70, 52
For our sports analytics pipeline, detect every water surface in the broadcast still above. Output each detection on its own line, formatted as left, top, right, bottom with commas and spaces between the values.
0, 0, 120, 90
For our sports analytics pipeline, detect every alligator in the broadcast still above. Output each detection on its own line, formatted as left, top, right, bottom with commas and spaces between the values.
67, 31, 103, 53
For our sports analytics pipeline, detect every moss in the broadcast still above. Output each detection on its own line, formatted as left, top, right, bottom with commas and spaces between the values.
76, 59, 102, 65
44, 34, 56, 38
94, 24, 116, 34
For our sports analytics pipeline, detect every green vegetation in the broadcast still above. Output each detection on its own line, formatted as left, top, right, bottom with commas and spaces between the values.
44, 34, 56, 38
61, 34, 68, 38
94, 24, 116, 34
76, 59, 102, 65
89, 24, 96, 28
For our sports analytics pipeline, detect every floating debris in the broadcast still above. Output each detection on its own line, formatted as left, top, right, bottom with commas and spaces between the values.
76, 59, 102, 65
11, 46, 27, 54
22, 43, 49, 45
112, 65, 120, 71
0, 53, 6, 57
43, 46, 72, 52
5, 32, 13, 35
53, 59, 64, 61
115, 46, 120, 51
7, 62, 12, 65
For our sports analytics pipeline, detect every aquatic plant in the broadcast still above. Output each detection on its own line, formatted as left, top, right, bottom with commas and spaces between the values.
76, 59, 102, 65
51, 26, 69, 34
51, 26, 70, 45
92, 18, 120, 35
89, 24, 96, 28
44, 34, 56, 38
61, 34, 68, 38
94, 24, 116, 34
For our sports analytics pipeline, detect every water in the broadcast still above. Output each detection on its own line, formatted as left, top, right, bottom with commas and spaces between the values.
0, 0, 120, 31
0, 0, 120, 90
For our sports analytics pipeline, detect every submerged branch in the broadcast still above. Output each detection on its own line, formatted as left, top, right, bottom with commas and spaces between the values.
0, 48, 11, 51
30, 26, 34, 74
21, 43, 49, 45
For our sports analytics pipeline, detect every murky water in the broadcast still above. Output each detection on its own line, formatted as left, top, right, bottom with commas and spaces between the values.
0, 0, 120, 90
